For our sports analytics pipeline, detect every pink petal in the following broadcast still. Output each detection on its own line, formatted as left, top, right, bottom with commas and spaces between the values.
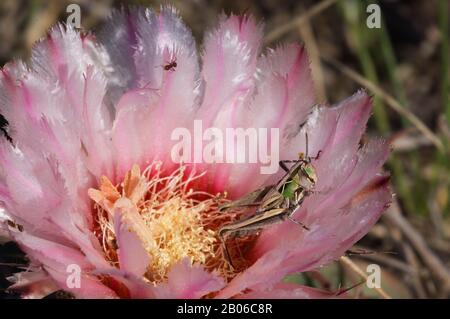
92, 268, 156, 299
313, 90, 373, 191
237, 283, 335, 299
12, 231, 92, 270
68, 65, 114, 179
155, 259, 225, 299
0, 141, 68, 241
199, 14, 263, 127
99, 7, 201, 118
232, 105, 338, 197
0, 24, 114, 202
0, 141, 107, 268
134, 6, 200, 97
281, 105, 339, 166
306, 138, 390, 221
30, 24, 100, 82
194, 15, 263, 194
95, 7, 143, 104
47, 203, 113, 270
205, 44, 317, 196
7, 269, 60, 299
245, 44, 316, 133
110, 7, 200, 177
12, 231, 116, 298
112, 88, 161, 178
113, 200, 150, 277
6, 25, 113, 180
45, 267, 117, 299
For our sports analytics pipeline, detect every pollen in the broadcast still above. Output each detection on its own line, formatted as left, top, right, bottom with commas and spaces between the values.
88, 163, 248, 284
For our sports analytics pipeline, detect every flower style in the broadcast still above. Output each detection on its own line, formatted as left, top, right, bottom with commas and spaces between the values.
0, 7, 391, 298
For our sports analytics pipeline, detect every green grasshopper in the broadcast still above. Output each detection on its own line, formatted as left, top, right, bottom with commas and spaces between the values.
218, 135, 321, 267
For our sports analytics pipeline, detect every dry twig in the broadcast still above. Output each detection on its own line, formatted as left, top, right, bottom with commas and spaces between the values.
340, 256, 392, 299
402, 243, 427, 298
383, 200, 450, 296
264, 0, 340, 45
322, 55, 444, 151
297, 18, 328, 103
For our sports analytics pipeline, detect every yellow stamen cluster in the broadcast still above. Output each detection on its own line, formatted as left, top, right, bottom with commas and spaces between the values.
138, 165, 218, 282
88, 163, 246, 284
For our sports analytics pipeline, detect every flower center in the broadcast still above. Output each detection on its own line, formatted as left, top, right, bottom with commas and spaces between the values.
88, 163, 251, 284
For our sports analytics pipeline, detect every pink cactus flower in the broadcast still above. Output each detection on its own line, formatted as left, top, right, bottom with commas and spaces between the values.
0, 7, 391, 299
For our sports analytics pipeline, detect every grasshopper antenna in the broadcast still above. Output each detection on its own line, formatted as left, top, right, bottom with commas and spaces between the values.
305, 132, 309, 160
335, 279, 366, 296
305, 132, 322, 161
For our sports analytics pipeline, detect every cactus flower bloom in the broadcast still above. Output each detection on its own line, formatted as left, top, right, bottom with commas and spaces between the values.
0, 7, 390, 299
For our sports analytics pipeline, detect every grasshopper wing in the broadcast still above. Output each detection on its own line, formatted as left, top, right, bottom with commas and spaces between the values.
219, 185, 274, 212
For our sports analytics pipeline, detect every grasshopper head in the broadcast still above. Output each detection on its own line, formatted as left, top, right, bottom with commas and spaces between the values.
299, 163, 317, 190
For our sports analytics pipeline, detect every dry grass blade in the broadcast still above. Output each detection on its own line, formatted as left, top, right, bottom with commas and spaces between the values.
298, 18, 327, 103
25, 2, 63, 50
322, 55, 444, 151
383, 199, 450, 296
340, 256, 391, 299
264, 0, 340, 45
402, 243, 427, 298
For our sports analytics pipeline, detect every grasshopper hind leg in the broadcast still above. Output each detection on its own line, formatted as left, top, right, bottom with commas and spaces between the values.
287, 215, 310, 230
286, 205, 310, 230
219, 230, 236, 270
